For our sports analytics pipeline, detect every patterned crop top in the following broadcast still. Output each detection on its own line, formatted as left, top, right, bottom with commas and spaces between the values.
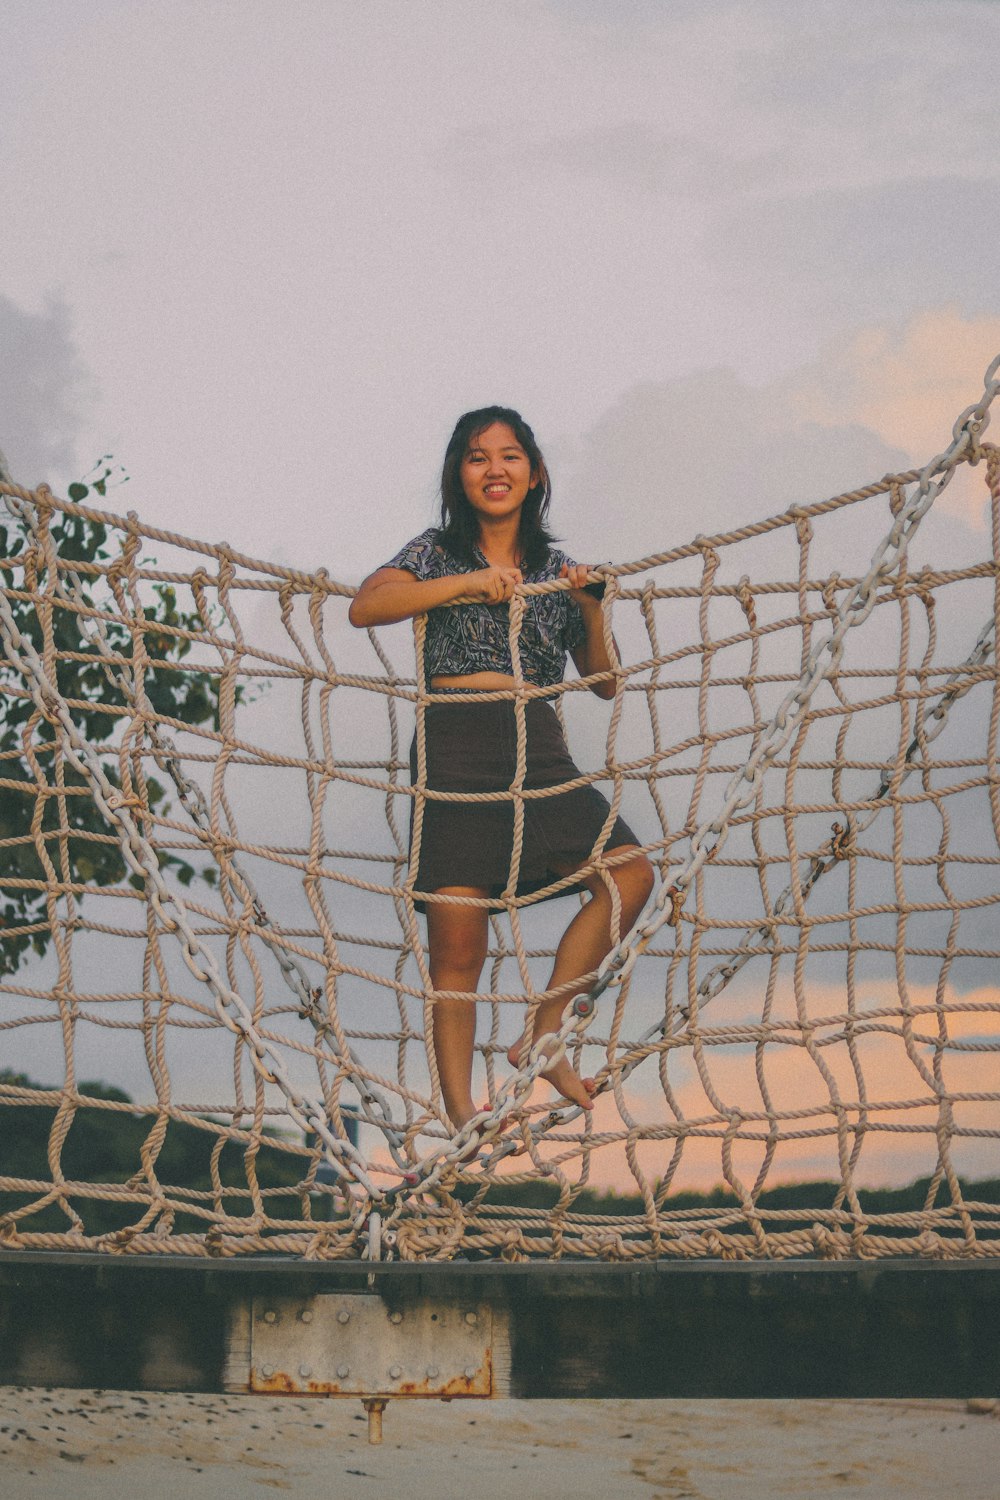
382, 529, 586, 688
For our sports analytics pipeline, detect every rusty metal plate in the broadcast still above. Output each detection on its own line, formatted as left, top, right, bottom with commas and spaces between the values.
250, 1293, 493, 1397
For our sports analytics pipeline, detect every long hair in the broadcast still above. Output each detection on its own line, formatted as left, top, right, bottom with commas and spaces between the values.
438, 406, 557, 570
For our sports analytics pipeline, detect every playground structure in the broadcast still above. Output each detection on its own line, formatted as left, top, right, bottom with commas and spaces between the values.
1, 362, 999, 1425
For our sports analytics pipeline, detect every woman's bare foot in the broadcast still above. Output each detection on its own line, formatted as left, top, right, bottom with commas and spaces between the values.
506, 1039, 596, 1111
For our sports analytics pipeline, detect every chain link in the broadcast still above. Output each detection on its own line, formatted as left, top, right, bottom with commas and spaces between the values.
383, 356, 1000, 1198
0, 579, 381, 1207
2, 490, 413, 1178
2, 358, 997, 1221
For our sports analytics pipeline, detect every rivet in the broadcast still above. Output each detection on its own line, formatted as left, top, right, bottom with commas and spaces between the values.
464, 1310, 478, 1326
464, 1366, 477, 1379
427, 1364, 440, 1378
299, 1309, 314, 1324
336, 1364, 350, 1379
262, 1310, 277, 1324
261, 1364, 274, 1378
389, 1310, 403, 1324
337, 1309, 351, 1324
389, 1364, 403, 1380
299, 1364, 312, 1378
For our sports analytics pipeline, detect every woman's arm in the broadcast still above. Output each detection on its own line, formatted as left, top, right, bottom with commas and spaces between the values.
564, 564, 619, 700
348, 564, 523, 628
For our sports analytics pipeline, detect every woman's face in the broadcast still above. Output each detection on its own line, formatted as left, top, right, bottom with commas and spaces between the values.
459, 422, 536, 523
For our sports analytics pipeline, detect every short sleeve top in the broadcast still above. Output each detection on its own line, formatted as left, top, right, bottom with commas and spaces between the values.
381, 528, 586, 688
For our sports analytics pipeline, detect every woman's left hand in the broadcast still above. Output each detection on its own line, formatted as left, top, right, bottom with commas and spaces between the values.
560, 562, 603, 607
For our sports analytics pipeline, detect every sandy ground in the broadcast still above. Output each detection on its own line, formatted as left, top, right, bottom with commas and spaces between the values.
1, 1387, 999, 1500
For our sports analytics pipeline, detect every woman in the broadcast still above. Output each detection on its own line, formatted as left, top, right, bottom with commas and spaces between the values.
349, 407, 654, 1133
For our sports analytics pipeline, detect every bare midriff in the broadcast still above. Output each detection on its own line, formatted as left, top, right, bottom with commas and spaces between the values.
430, 672, 521, 691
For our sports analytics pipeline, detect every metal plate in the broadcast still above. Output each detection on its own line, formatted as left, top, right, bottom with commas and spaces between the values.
250, 1293, 492, 1397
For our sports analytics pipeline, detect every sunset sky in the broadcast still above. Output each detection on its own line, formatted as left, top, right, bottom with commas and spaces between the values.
3, 0, 998, 572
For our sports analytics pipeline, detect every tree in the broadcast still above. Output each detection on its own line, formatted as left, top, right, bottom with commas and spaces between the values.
0, 459, 223, 976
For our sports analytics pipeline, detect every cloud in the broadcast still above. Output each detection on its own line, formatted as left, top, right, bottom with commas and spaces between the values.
781, 308, 1000, 467
560, 362, 910, 564
444, 120, 736, 200
560, 309, 1000, 568
774, 309, 1000, 534
0, 294, 91, 486
447, 3, 999, 208
529, 979, 1000, 1194
707, 177, 1000, 348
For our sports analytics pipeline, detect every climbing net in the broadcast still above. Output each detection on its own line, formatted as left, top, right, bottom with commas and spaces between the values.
1, 360, 999, 1262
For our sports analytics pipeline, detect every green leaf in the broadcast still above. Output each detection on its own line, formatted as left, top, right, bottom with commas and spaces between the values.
67, 483, 89, 502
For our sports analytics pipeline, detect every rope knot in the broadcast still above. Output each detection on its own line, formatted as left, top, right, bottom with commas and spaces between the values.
106, 791, 144, 814
694, 536, 720, 575
736, 574, 757, 630
792, 510, 813, 545
829, 818, 855, 860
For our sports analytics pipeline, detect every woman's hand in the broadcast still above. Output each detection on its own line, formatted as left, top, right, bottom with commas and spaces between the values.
565, 563, 617, 699
349, 565, 523, 626
454, 565, 523, 605
560, 562, 603, 607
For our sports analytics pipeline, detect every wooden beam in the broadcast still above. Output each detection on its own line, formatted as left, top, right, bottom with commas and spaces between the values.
0, 1252, 997, 1400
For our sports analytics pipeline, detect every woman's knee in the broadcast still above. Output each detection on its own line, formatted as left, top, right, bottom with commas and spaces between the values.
426, 889, 490, 979
611, 847, 656, 918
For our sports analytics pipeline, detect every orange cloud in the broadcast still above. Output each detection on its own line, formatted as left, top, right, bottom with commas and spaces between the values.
782, 310, 1000, 527
515, 978, 1000, 1196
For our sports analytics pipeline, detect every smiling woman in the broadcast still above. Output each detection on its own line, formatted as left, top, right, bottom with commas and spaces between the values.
349, 405, 654, 1136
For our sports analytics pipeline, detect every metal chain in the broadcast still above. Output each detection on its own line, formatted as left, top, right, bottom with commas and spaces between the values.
0, 581, 381, 1206
1, 489, 412, 1174
434, 606, 996, 1179
2, 359, 997, 1220
591, 606, 996, 1101
382, 356, 1000, 1200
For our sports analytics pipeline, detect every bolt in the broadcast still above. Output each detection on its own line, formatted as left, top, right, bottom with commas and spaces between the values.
262, 1310, 277, 1324
389, 1310, 403, 1324
427, 1365, 440, 1379
299, 1309, 314, 1324
261, 1364, 274, 1378
337, 1309, 351, 1324
464, 1311, 478, 1326
389, 1365, 403, 1380
464, 1366, 478, 1380
299, 1364, 312, 1379
336, 1364, 350, 1380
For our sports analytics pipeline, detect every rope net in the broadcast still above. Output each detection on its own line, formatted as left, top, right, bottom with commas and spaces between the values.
1, 361, 999, 1262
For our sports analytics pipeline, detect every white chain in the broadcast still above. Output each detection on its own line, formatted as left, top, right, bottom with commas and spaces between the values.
2, 490, 411, 1175
592, 606, 997, 1101
384, 356, 1000, 1199
0, 581, 382, 1207
2, 359, 996, 1219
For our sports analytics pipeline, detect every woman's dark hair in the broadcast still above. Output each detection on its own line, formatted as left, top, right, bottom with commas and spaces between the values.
438, 405, 557, 570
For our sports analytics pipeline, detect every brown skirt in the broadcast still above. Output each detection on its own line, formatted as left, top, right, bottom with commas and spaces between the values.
407, 695, 638, 911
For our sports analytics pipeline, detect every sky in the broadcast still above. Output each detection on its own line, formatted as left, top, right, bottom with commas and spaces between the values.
2, 0, 1000, 1199
2, 0, 999, 576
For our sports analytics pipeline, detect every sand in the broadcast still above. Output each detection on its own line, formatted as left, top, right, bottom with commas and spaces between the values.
2, 1386, 998, 1499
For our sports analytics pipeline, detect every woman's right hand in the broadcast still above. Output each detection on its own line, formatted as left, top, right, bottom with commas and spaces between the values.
455, 565, 523, 604
349, 563, 523, 628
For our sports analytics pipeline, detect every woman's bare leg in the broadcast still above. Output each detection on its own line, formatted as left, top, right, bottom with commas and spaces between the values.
426, 887, 490, 1130
508, 848, 655, 1110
